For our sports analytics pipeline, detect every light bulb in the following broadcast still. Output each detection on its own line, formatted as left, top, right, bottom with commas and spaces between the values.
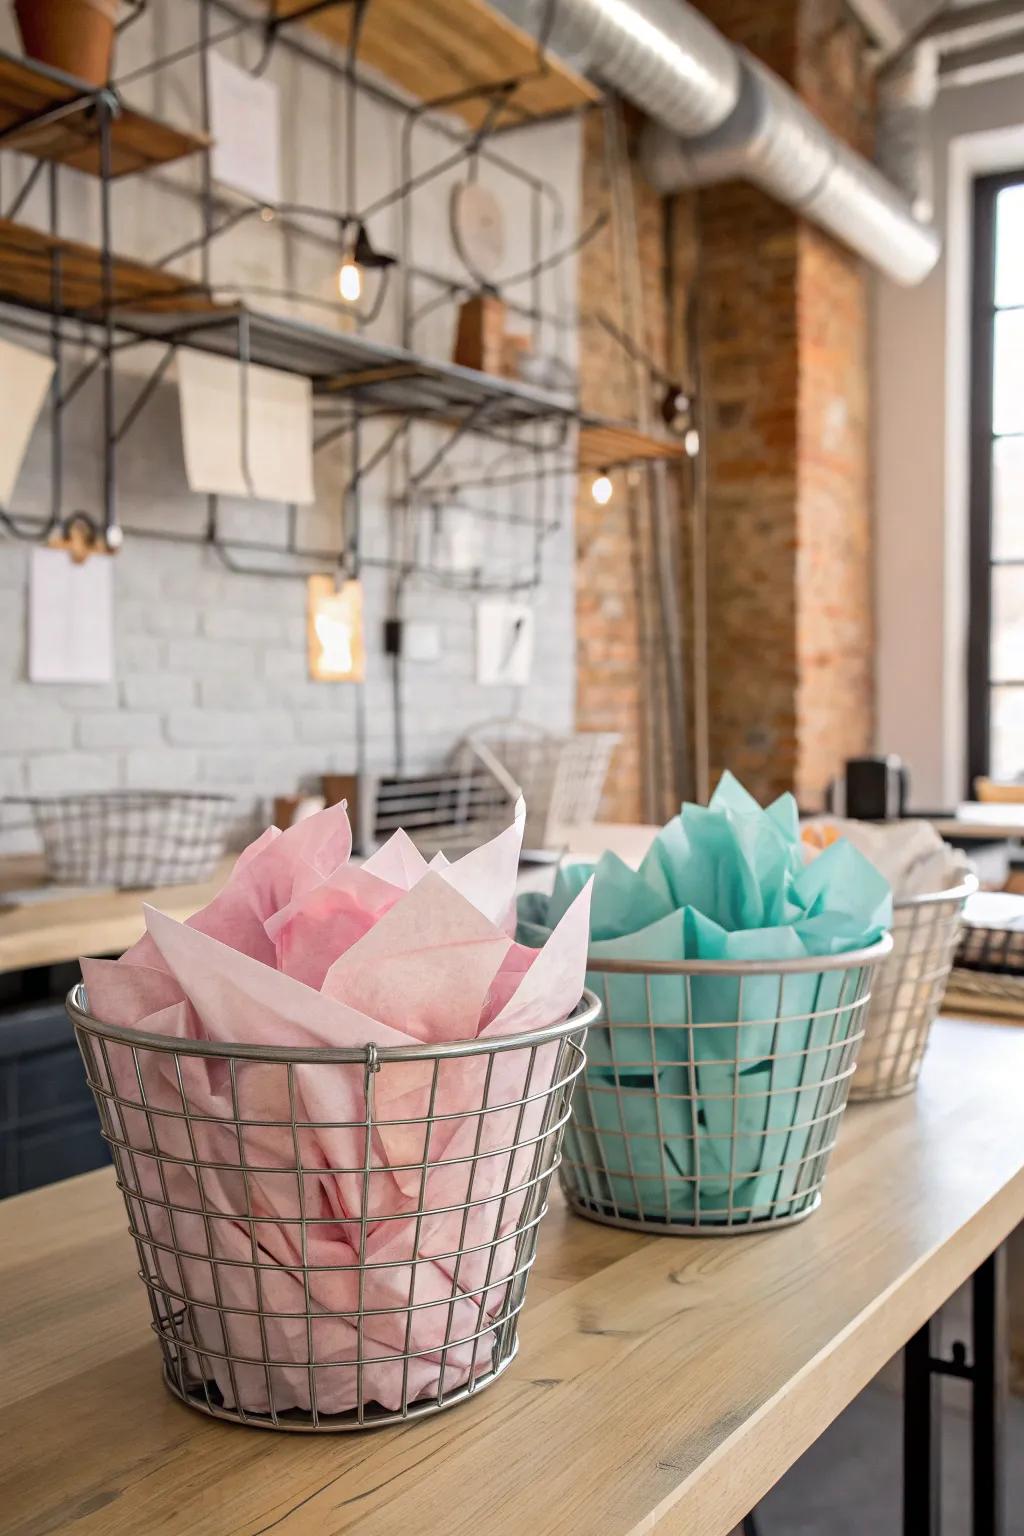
684, 428, 700, 458
338, 259, 362, 303
591, 471, 613, 506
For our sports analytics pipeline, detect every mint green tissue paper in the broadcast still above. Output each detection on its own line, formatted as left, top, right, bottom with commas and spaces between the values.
518, 772, 892, 1226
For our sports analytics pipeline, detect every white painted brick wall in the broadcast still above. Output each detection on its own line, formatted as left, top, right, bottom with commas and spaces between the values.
0, 3, 580, 855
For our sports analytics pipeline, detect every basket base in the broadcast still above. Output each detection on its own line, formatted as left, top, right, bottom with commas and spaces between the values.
565, 1192, 822, 1236
160, 1341, 519, 1432
848, 1074, 920, 1104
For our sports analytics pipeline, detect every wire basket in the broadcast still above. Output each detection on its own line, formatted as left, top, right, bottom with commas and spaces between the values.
456, 720, 619, 851
19, 792, 234, 888
955, 906, 1024, 975
560, 937, 892, 1235
67, 983, 599, 1431
848, 873, 977, 1102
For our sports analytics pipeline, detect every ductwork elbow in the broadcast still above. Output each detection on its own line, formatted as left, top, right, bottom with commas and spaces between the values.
640, 52, 941, 286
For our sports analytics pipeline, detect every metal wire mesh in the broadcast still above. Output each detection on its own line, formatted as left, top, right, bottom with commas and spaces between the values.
849, 874, 976, 1102
19, 792, 234, 888
457, 721, 619, 850
955, 904, 1024, 976
67, 983, 598, 1431
560, 938, 891, 1234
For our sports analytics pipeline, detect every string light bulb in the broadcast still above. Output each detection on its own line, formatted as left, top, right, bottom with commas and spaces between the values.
591, 469, 613, 506
338, 256, 362, 303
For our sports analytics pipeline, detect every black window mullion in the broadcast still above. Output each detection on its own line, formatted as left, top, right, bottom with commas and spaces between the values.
967, 169, 1024, 788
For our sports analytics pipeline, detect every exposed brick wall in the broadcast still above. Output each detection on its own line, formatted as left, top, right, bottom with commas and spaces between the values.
694, 0, 875, 807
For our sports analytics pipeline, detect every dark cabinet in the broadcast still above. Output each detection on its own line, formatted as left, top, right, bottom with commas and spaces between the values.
0, 964, 109, 1199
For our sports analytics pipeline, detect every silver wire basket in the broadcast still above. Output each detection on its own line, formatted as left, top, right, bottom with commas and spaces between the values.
560, 937, 892, 1235
849, 873, 977, 1102
20, 791, 234, 888
67, 983, 599, 1431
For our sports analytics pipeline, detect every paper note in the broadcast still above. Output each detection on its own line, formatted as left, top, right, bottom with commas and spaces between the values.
0, 339, 55, 505
28, 546, 114, 684
177, 349, 314, 504
208, 51, 282, 205
476, 599, 534, 686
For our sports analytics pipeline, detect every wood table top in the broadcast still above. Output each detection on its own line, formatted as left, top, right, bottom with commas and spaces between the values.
0, 856, 233, 975
2, 1016, 1023, 1536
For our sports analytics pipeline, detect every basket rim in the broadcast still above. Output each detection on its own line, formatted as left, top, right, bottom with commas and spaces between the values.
66, 983, 600, 1064
583, 932, 893, 977
893, 870, 978, 911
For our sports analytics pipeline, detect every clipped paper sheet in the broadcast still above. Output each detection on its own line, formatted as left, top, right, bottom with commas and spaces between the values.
0, 339, 55, 505
177, 349, 314, 505
208, 51, 281, 205
476, 599, 534, 686
28, 546, 114, 684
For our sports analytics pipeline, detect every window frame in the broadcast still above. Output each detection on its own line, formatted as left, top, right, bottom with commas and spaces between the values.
968, 167, 1024, 788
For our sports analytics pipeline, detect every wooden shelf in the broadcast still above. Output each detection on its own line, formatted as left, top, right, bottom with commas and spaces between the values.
0, 51, 207, 177
578, 419, 686, 470
0, 219, 219, 317
272, 0, 599, 129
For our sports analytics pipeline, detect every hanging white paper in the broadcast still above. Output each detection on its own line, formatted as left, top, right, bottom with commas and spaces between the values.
476, 599, 534, 687
207, 51, 282, 205
0, 339, 55, 506
28, 546, 114, 685
176, 349, 315, 505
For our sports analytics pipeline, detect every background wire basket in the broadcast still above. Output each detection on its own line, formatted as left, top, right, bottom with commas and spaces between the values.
849, 873, 976, 1102
455, 720, 619, 851
560, 938, 891, 1234
955, 904, 1024, 975
19, 791, 234, 888
67, 984, 598, 1431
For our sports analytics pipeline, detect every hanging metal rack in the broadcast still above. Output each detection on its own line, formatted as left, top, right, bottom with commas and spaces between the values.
0, 0, 689, 605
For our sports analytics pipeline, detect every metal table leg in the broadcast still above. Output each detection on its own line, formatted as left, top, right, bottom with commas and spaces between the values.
972, 1248, 1007, 1536
904, 1310, 942, 1535
903, 1243, 1007, 1536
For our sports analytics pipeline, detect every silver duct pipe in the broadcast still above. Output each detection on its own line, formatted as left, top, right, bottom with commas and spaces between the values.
489, 0, 741, 136
494, 0, 941, 286
876, 2, 1024, 221
640, 53, 941, 284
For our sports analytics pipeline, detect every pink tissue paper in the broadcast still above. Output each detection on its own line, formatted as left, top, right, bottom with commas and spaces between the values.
80, 801, 592, 1418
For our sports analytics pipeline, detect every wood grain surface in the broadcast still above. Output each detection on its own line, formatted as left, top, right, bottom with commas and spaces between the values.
0, 856, 232, 973
2, 1017, 1023, 1536
272, 0, 599, 128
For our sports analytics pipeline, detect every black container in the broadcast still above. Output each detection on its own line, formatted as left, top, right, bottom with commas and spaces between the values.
832, 756, 909, 821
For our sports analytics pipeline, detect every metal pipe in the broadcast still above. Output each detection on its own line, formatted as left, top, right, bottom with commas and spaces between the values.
500, 0, 941, 285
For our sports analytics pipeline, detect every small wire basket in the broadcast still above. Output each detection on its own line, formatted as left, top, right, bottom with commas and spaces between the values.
849, 873, 977, 1102
560, 937, 892, 1235
19, 791, 234, 888
955, 905, 1024, 975
67, 983, 598, 1431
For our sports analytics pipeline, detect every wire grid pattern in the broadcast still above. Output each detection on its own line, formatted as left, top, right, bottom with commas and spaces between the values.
560, 941, 891, 1234
459, 723, 619, 850
370, 769, 516, 860
849, 876, 976, 1102
22, 792, 234, 888
956, 914, 1024, 976
68, 985, 596, 1431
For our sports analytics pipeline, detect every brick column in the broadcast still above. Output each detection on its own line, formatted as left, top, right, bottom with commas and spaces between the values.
697, 0, 875, 808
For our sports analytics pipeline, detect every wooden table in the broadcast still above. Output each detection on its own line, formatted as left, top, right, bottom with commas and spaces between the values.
0, 856, 232, 975
1, 1016, 1021, 1536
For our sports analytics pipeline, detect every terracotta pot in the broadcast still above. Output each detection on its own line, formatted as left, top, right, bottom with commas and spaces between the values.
14, 0, 120, 87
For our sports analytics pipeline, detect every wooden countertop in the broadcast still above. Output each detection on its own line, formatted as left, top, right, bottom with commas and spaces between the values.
0, 856, 232, 974
2, 1016, 1023, 1536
